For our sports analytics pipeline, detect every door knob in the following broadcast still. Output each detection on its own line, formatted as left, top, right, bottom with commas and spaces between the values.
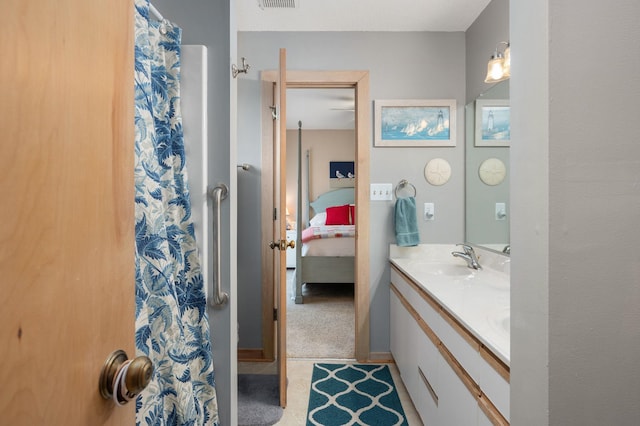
269, 239, 295, 250
99, 349, 153, 405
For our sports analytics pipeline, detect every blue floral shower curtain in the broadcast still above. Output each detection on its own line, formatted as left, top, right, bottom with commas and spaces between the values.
133, 1, 219, 424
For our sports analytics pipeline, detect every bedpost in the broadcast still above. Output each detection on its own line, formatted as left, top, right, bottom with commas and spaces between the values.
295, 121, 304, 304
305, 149, 311, 225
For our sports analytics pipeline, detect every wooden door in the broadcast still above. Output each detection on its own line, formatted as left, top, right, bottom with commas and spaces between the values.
0, 1, 135, 424
275, 48, 288, 408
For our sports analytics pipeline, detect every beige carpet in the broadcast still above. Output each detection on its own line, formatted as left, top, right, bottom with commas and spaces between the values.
286, 270, 355, 359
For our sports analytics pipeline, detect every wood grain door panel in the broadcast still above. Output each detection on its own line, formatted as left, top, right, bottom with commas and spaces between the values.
0, 0, 135, 424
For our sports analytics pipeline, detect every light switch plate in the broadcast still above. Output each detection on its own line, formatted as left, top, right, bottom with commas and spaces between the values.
370, 183, 393, 201
424, 203, 435, 220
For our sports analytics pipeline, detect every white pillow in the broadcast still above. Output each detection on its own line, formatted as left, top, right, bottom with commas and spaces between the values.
309, 212, 327, 226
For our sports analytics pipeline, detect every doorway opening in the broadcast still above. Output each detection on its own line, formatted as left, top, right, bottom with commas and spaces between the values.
259, 70, 371, 363
285, 87, 356, 359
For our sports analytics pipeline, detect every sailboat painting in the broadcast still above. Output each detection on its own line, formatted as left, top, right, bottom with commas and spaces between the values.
374, 99, 457, 147
475, 99, 510, 147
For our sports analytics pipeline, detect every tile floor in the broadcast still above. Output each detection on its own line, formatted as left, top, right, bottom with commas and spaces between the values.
238, 269, 422, 424
239, 358, 422, 425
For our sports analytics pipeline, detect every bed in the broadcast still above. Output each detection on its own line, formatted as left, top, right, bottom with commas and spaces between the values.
294, 174, 356, 303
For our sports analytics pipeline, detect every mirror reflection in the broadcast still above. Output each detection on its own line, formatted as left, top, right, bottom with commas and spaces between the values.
465, 81, 510, 254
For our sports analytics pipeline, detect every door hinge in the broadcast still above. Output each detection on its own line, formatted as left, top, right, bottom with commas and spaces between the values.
273, 207, 277, 221
273, 308, 278, 321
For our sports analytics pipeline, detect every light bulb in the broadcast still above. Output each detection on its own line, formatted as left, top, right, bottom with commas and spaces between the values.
503, 46, 511, 77
485, 55, 506, 83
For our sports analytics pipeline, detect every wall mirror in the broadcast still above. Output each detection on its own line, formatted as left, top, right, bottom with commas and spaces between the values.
465, 81, 510, 254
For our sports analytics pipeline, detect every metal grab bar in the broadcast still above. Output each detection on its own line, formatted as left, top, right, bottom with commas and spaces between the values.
207, 183, 229, 307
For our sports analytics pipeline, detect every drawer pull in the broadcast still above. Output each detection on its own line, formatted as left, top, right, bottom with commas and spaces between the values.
418, 366, 438, 406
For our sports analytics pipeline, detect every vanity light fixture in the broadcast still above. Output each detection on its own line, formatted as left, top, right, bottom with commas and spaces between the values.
484, 41, 511, 83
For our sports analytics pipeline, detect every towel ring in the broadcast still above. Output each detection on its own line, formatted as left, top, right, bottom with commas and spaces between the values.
394, 179, 417, 198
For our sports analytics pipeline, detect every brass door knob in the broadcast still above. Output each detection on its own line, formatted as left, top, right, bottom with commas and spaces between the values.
125, 355, 154, 396
269, 239, 295, 250
99, 349, 153, 404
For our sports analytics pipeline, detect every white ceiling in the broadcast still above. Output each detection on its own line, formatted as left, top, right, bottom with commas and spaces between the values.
239, 0, 491, 129
238, 0, 491, 32
287, 88, 356, 131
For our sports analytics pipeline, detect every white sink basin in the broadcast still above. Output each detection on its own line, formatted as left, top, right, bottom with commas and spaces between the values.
404, 260, 509, 289
417, 263, 475, 277
476, 269, 510, 290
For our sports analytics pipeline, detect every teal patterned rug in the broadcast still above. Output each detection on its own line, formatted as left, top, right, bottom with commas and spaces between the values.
306, 363, 408, 426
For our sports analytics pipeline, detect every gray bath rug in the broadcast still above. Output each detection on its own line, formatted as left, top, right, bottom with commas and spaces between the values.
238, 374, 283, 426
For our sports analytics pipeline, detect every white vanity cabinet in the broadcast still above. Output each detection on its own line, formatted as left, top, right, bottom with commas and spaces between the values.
390, 264, 510, 426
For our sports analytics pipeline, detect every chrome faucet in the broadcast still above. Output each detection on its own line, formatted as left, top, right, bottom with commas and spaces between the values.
452, 244, 482, 270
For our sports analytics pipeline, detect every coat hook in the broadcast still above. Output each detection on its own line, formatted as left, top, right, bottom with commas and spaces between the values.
232, 57, 250, 78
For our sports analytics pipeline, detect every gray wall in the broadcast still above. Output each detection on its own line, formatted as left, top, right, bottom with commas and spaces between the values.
510, 2, 549, 422
237, 31, 466, 353
512, 0, 640, 424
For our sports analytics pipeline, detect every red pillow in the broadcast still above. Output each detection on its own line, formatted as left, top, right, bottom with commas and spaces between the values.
349, 204, 356, 225
325, 204, 351, 225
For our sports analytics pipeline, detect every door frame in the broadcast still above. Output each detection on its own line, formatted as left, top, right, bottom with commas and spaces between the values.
260, 70, 371, 362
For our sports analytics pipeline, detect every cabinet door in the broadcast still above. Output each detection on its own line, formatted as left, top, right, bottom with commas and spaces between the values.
392, 290, 440, 426
438, 353, 479, 426
390, 292, 416, 390
414, 334, 440, 425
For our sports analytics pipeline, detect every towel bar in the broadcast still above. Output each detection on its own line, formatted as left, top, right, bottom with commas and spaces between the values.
394, 179, 417, 198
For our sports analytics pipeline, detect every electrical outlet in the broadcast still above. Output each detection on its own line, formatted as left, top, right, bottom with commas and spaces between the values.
370, 183, 393, 201
424, 203, 435, 221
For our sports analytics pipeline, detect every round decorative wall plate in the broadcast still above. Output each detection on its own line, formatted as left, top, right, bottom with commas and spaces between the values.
424, 158, 452, 186
478, 158, 507, 186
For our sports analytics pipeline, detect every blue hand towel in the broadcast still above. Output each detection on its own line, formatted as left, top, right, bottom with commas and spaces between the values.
395, 196, 420, 247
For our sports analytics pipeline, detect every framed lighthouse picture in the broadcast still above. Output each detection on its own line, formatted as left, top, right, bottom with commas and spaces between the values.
475, 99, 511, 147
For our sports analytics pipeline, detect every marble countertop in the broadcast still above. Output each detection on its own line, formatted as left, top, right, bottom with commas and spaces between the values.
389, 244, 510, 365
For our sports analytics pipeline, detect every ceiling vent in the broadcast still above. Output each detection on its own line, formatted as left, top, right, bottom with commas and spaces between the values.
258, 0, 298, 9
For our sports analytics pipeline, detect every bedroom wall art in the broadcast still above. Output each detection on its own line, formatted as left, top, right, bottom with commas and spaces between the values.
329, 161, 355, 188
374, 99, 457, 147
